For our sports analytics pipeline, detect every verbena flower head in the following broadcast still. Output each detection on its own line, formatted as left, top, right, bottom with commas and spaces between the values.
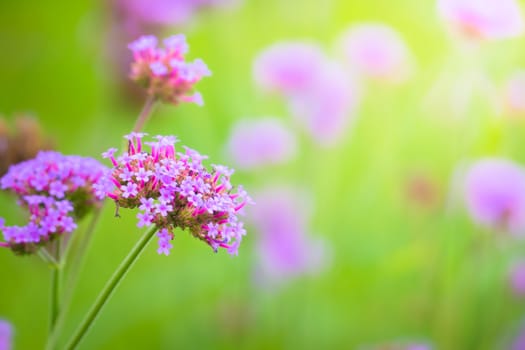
101, 133, 253, 256
128, 34, 211, 106
288, 62, 360, 146
464, 158, 525, 234
437, 0, 524, 40
226, 117, 297, 170
337, 23, 414, 83
253, 41, 327, 97
251, 187, 328, 284
0, 319, 12, 350
0, 151, 109, 254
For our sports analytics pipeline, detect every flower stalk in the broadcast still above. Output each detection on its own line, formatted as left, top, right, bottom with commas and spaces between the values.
64, 226, 157, 350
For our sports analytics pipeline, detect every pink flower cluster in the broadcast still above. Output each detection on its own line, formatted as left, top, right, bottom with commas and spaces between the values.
102, 133, 252, 255
0, 151, 109, 254
437, 0, 524, 40
128, 34, 211, 106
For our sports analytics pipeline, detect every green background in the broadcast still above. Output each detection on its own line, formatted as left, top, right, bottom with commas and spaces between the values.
1, 0, 525, 349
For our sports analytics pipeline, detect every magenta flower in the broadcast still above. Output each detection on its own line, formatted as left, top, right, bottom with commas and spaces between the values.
337, 23, 414, 83
463, 159, 525, 234
251, 187, 328, 284
504, 70, 525, 116
0, 320, 11, 350
226, 117, 297, 170
116, 0, 240, 27
509, 260, 525, 296
128, 34, 211, 106
288, 62, 360, 146
437, 0, 524, 40
0, 151, 109, 254
101, 133, 253, 255
253, 41, 327, 97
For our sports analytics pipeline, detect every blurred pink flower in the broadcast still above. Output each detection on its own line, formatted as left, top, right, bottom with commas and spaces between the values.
116, 0, 240, 26
253, 41, 327, 96
464, 159, 525, 234
251, 187, 329, 285
288, 62, 360, 146
337, 23, 414, 83
504, 70, 525, 116
226, 118, 297, 170
509, 261, 525, 296
0, 320, 12, 350
437, 0, 524, 40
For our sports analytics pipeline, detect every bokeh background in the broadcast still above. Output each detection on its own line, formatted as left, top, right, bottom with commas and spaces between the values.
2, 0, 525, 349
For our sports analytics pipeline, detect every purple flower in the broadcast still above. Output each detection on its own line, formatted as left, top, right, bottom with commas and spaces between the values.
251, 187, 329, 284
253, 41, 327, 97
116, 0, 241, 27
437, 0, 524, 40
128, 34, 211, 106
337, 23, 414, 83
288, 62, 361, 146
102, 133, 253, 255
464, 158, 525, 234
0, 320, 12, 350
0, 151, 109, 254
226, 117, 297, 170
509, 260, 525, 296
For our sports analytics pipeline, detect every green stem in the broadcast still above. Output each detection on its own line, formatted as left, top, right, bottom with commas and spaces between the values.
50, 265, 61, 332
132, 95, 157, 133
64, 226, 157, 350
46, 207, 104, 350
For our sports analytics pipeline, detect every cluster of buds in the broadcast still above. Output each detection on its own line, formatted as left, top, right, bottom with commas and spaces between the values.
0, 151, 110, 254
102, 133, 253, 255
128, 34, 211, 106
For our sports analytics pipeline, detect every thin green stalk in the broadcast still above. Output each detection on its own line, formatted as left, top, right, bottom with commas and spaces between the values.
132, 95, 157, 133
64, 226, 157, 350
46, 207, 104, 350
49, 265, 61, 332
38, 247, 60, 268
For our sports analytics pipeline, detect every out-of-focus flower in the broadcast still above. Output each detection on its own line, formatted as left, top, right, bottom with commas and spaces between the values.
0, 151, 109, 254
503, 70, 525, 118
360, 341, 432, 350
463, 158, 525, 234
115, 0, 241, 28
101, 133, 253, 255
0, 115, 54, 176
226, 117, 297, 170
0, 320, 12, 350
251, 187, 329, 284
253, 41, 327, 97
509, 261, 525, 296
437, 0, 524, 40
128, 34, 211, 106
337, 23, 414, 83
288, 62, 360, 146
